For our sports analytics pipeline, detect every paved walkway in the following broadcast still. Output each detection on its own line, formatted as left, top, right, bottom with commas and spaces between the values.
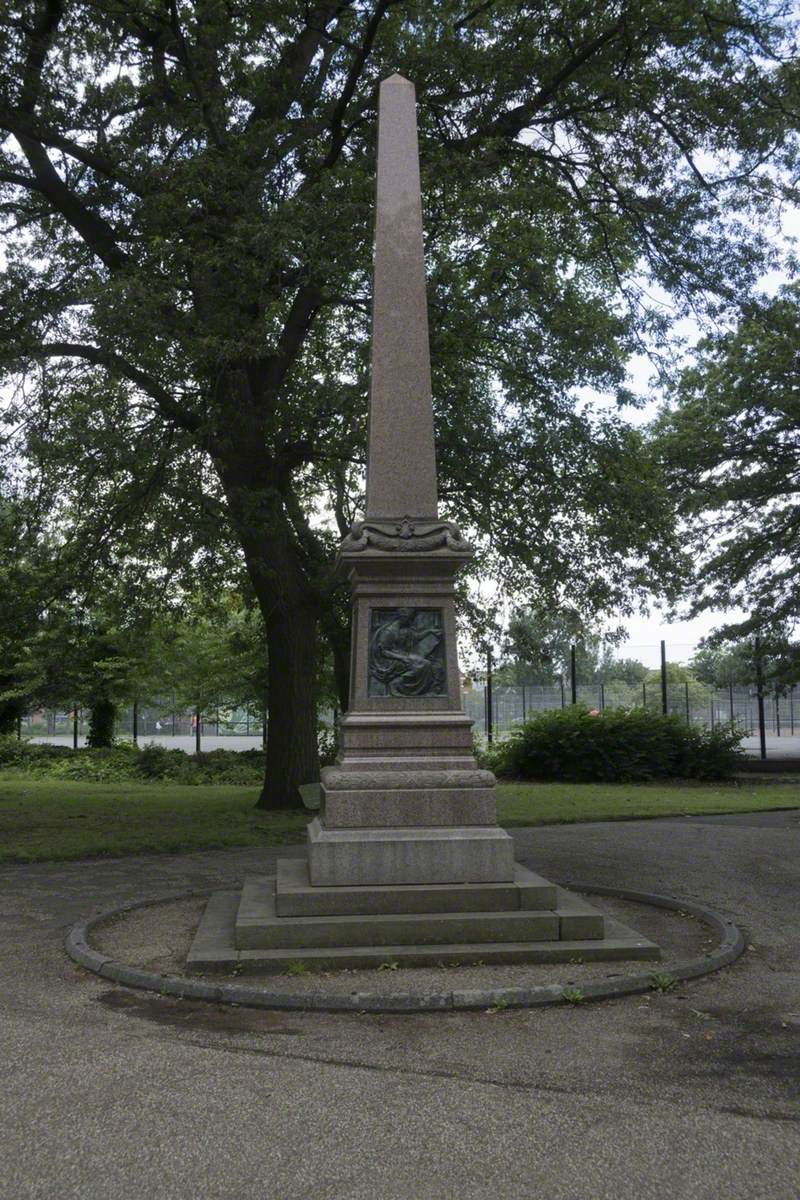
741, 734, 800, 760
1, 813, 798, 1199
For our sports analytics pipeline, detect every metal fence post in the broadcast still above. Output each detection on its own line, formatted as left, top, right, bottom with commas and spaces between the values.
560, 676, 565, 709
485, 648, 494, 745
729, 680, 735, 725
660, 640, 668, 715
685, 681, 690, 725
755, 635, 767, 760
132, 699, 138, 746
791, 685, 795, 737
521, 684, 527, 722
600, 682, 605, 711
570, 645, 577, 705
775, 691, 781, 737
73, 707, 79, 750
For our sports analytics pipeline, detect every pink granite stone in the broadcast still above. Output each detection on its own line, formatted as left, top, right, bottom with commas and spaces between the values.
366, 74, 438, 521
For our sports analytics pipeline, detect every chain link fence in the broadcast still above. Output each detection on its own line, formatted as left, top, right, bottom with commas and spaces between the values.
462, 681, 800, 741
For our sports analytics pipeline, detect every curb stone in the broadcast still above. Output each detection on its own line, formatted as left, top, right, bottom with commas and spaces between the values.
65, 883, 745, 1014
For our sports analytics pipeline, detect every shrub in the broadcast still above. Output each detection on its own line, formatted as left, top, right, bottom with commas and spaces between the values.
492, 706, 744, 782
0, 737, 265, 785
0, 736, 73, 770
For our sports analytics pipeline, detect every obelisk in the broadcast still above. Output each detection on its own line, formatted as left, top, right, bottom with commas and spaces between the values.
307, 74, 516, 887
185, 76, 656, 971
366, 74, 438, 521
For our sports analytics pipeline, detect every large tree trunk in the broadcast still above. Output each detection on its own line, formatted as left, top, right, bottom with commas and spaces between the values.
260, 597, 320, 808
215, 420, 323, 809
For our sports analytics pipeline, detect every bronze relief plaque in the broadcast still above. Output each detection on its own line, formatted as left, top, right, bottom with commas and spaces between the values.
368, 607, 447, 698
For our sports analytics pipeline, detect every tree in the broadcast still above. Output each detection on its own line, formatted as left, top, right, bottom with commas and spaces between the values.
0, 495, 43, 732
654, 283, 800, 640
1, 1, 795, 805
164, 592, 269, 747
642, 660, 706, 710
603, 657, 648, 687
503, 605, 605, 683
13, 589, 169, 744
691, 632, 800, 690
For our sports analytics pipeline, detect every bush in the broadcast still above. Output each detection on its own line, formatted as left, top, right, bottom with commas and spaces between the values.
492, 706, 745, 782
0, 737, 265, 785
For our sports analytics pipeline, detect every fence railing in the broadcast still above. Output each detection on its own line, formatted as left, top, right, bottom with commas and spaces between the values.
462, 682, 800, 741
19, 701, 338, 743
17, 684, 800, 752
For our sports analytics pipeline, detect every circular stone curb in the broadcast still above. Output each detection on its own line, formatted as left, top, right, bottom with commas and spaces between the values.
65, 883, 745, 1014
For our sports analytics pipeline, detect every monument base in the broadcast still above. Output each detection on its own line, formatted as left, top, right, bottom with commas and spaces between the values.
186, 860, 661, 972
307, 816, 516, 886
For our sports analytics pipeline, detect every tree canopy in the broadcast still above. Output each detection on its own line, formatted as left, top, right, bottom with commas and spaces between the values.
1, 0, 797, 803
654, 282, 800, 643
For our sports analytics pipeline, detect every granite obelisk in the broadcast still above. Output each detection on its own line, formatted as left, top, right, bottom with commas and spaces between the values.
307, 74, 516, 886
186, 76, 661, 970
366, 73, 438, 520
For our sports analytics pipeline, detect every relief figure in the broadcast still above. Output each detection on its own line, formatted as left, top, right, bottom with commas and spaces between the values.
368, 607, 446, 697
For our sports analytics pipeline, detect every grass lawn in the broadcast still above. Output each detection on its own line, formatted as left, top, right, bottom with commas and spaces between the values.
0, 773, 798, 864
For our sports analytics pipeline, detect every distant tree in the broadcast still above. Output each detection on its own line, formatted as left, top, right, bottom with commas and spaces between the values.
691, 632, 800, 691
164, 594, 269, 744
602, 657, 649, 687
503, 606, 611, 684
654, 283, 800, 639
643, 661, 706, 708
691, 644, 756, 687
16, 596, 166, 746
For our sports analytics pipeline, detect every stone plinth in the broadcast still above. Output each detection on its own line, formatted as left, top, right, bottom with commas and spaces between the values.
307, 818, 515, 887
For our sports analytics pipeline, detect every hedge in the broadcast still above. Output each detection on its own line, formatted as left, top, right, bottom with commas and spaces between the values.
487, 706, 745, 782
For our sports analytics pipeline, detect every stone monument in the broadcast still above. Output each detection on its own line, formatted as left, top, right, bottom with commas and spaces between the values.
187, 76, 659, 971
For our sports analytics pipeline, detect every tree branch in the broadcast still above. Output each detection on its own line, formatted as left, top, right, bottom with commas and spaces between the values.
25, 342, 202, 435
0, 108, 145, 196
322, 0, 401, 168
14, 0, 130, 270
454, 14, 629, 149
264, 283, 323, 395
247, 1, 354, 134
15, 136, 131, 271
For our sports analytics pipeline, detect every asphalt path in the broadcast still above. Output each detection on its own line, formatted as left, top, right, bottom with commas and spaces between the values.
1, 812, 798, 1200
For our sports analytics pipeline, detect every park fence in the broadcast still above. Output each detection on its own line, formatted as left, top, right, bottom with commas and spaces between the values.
21, 681, 799, 749
461, 681, 799, 743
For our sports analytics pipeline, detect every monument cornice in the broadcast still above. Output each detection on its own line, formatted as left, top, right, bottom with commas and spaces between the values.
339, 515, 473, 558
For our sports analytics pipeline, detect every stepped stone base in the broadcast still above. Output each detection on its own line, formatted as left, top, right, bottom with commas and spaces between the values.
186, 862, 660, 973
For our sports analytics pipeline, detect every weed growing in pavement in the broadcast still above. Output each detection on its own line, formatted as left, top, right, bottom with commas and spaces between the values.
651, 972, 678, 993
